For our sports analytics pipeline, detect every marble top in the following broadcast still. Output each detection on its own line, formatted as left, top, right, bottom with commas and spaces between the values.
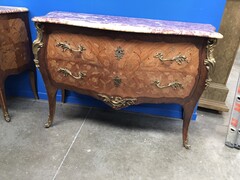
32, 11, 223, 39
0, 6, 28, 14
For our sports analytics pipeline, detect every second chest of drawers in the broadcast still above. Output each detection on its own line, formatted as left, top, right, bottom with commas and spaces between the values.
0, 6, 38, 122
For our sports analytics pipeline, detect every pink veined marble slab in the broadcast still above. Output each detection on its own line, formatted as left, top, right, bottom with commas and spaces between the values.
32, 11, 223, 39
0, 6, 28, 14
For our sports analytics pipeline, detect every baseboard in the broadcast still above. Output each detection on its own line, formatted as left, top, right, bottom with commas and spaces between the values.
200, 82, 229, 112
199, 98, 229, 112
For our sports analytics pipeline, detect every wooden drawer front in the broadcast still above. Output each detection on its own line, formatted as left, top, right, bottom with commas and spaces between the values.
0, 17, 29, 71
47, 57, 197, 99
47, 33, 115, 70
47, 59, 118, 95
47, 32, 199, 76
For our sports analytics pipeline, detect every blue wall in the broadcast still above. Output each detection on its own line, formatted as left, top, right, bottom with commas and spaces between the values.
1, 0, 226, 120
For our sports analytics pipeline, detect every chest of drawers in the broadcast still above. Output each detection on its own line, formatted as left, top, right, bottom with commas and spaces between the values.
0, 6, 38, 122
32, 12, 222, 148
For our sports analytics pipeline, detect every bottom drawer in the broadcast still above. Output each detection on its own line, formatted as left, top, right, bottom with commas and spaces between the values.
48, 59, 197, 101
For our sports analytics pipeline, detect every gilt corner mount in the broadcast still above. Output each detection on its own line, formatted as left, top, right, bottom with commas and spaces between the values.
204, 38, 217, 88
32, 22, 44, 68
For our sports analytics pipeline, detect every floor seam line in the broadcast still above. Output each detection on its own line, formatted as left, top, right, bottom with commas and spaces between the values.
52, 107, 92, 180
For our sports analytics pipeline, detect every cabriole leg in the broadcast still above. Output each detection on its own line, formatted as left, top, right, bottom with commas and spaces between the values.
29, 70, 39, 100
45, 85, 57, 128
182, 102, 197, 149
0, 84, 10, 122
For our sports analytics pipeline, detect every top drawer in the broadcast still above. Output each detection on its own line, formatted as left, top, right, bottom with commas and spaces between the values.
47, 32, 200, 76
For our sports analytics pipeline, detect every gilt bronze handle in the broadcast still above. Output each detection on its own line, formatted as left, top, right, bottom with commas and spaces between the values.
154, 53, 188, 65
56, 42, 86, 53
58, 68, 86, 80
153, 80, 183, 90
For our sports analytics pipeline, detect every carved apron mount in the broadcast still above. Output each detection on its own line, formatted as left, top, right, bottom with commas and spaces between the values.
98, 94, 137, 109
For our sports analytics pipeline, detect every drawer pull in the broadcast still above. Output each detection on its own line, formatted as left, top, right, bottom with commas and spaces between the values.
153, 80, 183, 89
56, 42, 86, 53
115, 46, 124, 60
58, 68, 86, 80
154, 53, 188, 65
98, 94, 137, 109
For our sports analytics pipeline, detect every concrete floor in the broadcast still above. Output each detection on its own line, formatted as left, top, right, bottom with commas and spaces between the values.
0, 52, 240, 180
